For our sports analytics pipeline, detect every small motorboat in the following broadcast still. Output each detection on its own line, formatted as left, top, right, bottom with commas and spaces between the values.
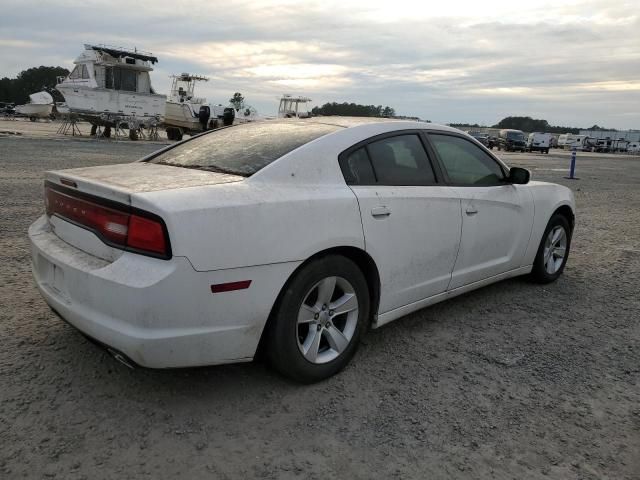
15, 92, 54, 121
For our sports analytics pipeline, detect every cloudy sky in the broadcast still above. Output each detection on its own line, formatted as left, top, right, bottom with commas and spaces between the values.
1, 0, 638, 129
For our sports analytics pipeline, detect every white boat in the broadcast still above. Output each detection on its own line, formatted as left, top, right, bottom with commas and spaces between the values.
15, 92, 54, 120
56, 44, 166, 126
54, 102, 70, 116
164, 73, 235, 140
277, 94, 312, 118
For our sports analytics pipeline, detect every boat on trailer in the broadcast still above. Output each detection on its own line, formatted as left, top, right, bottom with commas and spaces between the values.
164, 73, 235, 141
15, 92, 54, 121
56, 44, 166, 139
277, 94, 312, 118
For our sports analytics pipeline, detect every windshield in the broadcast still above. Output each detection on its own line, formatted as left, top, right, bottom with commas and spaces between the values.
148, 121, 342, 176
506, 131, 525, 141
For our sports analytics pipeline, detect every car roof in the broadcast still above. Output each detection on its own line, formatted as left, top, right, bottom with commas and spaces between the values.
249, 118, 469, 184
280, 116, 461, 134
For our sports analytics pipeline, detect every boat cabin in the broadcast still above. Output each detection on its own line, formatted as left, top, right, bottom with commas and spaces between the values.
58, 44, 158, 94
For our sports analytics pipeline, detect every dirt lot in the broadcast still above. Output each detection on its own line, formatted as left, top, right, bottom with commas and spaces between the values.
0, 117, 170, 141
1, 133, 639, 479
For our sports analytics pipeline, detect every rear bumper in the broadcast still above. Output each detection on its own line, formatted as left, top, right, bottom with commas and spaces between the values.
29, 215, 299, 368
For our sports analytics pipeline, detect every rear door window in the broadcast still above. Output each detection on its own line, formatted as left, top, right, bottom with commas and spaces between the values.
341, 147, 376, 185
366, 134, 436, 186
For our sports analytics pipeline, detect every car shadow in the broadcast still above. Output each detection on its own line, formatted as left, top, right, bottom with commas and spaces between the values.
40, 272, 572, 404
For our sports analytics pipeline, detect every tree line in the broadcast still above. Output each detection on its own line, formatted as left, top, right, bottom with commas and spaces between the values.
450, 116, 614, 134
312, 102, 396, 117
0, 66, 69, 104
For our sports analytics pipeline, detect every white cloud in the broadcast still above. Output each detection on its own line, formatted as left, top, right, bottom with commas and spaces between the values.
0, 0, 638, 128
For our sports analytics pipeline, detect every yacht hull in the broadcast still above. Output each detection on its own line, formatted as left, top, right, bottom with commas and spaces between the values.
56, 85, 166, 120
15, 104, 53, 118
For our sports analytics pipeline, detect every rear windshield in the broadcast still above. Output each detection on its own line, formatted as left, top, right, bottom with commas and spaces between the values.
148, 121, 342, 176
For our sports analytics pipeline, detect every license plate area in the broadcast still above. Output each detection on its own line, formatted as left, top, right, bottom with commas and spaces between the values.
38, 254, 69, 300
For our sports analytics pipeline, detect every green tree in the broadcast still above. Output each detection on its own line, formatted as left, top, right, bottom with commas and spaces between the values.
311, 101, 397, 118
493, 116, 581, 134
229, 92, 245, 111
0, 66, 69, 104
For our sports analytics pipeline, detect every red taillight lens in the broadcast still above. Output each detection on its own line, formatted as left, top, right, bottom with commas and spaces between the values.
45, 184, 170, 259
127, 214, 167, 255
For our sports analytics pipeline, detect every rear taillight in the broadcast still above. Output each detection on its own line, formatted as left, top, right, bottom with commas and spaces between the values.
45, 183, 171, 259
127, 215, 167, 255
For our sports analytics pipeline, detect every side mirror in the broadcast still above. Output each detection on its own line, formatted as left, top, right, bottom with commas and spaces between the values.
508, 167, 530, 184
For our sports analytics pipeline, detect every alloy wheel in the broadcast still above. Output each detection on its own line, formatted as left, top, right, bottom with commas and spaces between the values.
296, 276, 359, 364
543, 225, 567, 274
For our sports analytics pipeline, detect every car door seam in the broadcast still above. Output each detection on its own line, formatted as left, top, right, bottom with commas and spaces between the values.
520, 187, 536, 267
346, 184, 368, 251
445, 195, 464, 291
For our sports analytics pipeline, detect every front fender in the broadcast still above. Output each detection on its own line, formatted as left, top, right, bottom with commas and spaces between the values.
522, 182, 576, 265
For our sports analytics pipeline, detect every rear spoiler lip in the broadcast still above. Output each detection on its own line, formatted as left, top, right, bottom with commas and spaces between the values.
44, 170, 132, 206
44, 180, 172, 260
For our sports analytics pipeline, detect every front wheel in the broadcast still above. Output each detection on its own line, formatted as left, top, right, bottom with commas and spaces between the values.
266, 255, 370, 383
531, 214, 572, 283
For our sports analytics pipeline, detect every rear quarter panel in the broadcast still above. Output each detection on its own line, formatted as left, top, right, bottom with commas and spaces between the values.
132, 182, 364, 271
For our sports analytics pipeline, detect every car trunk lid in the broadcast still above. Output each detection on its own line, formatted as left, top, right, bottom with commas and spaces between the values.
44, 162, 243, 260
46, 162, 243, 202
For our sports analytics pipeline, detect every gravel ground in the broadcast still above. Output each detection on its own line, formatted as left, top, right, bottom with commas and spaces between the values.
1, 136, 639, 479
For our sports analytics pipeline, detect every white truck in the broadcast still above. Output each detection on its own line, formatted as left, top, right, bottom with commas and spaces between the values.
527, 132, 552, 154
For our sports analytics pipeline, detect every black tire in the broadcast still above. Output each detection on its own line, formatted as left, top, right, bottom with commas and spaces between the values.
166, 128, 175, 140
266, 255, 370, 383
129, 129, 138, 141
531, 214, 572, 283
175, 130, 183, 141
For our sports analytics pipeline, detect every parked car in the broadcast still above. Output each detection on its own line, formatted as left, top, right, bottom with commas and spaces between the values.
467, 131, 489, 146
497, 129, 527, 152
0, 101, 16, 116
627, 141, 640, 154
527, 132, 552, 154
29, 119, 575, 382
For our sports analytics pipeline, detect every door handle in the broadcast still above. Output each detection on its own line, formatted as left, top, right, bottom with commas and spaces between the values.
465, 206, 478, 215
371, 206, 391, 218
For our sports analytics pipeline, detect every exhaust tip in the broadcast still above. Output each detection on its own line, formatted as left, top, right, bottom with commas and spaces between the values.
107, 348, 135, 369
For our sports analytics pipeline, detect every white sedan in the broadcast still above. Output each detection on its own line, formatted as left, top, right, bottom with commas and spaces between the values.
29, 119, 575, 382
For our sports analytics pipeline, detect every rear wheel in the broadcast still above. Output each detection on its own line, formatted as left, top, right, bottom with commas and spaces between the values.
531, 214, 572, 283
266, 255, 370, 383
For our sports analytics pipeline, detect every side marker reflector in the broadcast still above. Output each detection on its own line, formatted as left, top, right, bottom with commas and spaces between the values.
211, 280, 252, 294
